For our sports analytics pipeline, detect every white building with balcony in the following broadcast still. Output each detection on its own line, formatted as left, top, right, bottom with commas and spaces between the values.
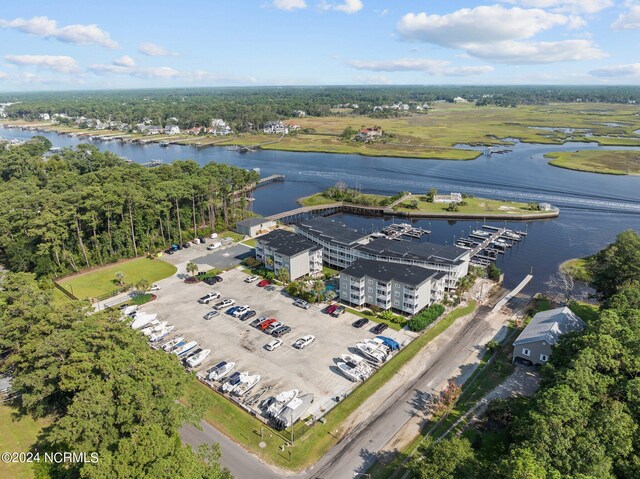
255, 229, 322, 281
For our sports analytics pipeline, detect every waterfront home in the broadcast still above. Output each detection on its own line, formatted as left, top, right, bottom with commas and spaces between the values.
165, 124, 180, 135
453, 97, 468, 103
263, 121, 289, 135
339, 259, 446, 315
355, 128, 382, 142
512, 307, 585, 366
538, 202, 553, 211
433, 192, 463, 203
292, 110, 306, 117
39, 113, 50, 121
235, 218, 276, 237
255, 229, 323, 281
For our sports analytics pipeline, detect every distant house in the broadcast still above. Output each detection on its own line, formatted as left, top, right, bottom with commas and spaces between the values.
538, 202, 553, 211
39, 113, 50, 121
146, 125, 163, 135
512, 306, 585, 366
186, 126, 204, 135
453, 97, 468, 103
355, 127, 382, 142
433, 193, 462, 203
165, 124, 180, 135
235, 218, 277, 237
263, 121, 289, 135
292, 110, 306, 117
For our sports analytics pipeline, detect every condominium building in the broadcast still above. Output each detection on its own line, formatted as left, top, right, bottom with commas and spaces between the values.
339, 259, 446, 315
295, 217, 470, 289
255, 230, 322, 281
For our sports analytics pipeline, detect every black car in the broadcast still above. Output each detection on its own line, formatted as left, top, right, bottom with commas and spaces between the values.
213, 275, 223, 283
182, 242, 190, 249
272, 325, 291, 338
372, 323, 388, 334
353, 318, 369, 328
203, 277, 217, 286
164, 248, 175, 255
199, 237, 206, 243
239, 310, 256, 321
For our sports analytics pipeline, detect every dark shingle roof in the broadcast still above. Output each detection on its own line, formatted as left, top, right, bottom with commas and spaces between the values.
341, 259, 436, 287
355, 238, 468, 264
257, 229, 320, 257
296, 217, 369, 246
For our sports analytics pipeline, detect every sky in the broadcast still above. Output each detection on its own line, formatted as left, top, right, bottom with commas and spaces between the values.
0, 0, 639, 91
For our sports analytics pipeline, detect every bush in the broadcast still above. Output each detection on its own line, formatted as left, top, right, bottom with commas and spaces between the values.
487, 263, 502, 281
407, 304, 445, 332
242, 257, 262, 269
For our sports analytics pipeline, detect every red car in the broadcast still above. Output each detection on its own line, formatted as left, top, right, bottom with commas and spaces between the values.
325, 304, 338, 314
258, 318, 276, 331
257, 279, 270, 287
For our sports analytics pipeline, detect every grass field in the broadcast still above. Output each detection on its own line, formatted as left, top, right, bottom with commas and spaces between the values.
299, 192, 552, 217
0, 405, 50, 479
560, 258, 592, 282
58, 257, 177, 300
191, 301, 476, 470
545, 150, 640, 175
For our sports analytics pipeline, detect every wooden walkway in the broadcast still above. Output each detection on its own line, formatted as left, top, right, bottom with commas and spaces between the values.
492, 274, 533, 313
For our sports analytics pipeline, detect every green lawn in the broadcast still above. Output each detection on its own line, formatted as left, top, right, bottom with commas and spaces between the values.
241, 238, 257, 247
545, 150, 640, 175
560, 258, 592, 282
192, 301, 477, 470
217, 230, 244, 242
57, 257, 177, 300
569, 301, 600, 323
395, 196, 548, 216
0, 405, 50, 479
346, 307, 403, 331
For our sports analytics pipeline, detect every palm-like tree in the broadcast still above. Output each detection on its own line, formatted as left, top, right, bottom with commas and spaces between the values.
186, 261, 199, 277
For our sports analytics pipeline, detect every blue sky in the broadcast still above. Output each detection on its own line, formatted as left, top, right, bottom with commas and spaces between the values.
1, 0, 639, 91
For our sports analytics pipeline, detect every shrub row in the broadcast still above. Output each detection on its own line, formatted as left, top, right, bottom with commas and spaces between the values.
407, 303, 445, 332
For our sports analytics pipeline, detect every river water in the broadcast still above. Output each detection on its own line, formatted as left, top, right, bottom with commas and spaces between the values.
3, 126, 640, 293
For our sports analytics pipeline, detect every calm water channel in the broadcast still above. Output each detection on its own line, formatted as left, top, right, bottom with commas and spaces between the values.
3, 125, 640, 293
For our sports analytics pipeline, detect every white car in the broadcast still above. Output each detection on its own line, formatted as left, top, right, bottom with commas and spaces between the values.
207, 242, 222, 251
265, 339, 283, 351
232, 305, 250, 317
293, 299, 310, 310
293, 335, 316, 349
245, 275, 259, 283
198, 292, 221, 304
265, 321, 283, 334
150, 284, 160, 291
214, 299, 235, 310
204, 310, 219, 320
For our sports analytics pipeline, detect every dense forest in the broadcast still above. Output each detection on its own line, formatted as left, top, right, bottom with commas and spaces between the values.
0, 272, 231, 479
2, 86, 640, 129
0, 137, 258, 277
410, 230, 640, 479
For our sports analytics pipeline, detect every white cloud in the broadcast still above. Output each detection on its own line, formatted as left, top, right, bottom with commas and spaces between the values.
89, 63, 179, 79
503, 0, 613, 14
348, 58, 494, 76
319, 0, 363, 14
273, 0, 306, 10
590, 63, 640, 77
396, 5, 602, 64
113, 55, 135, 68
397, 6, 581, 46
0, 71, 7, 79
4, 54, 80, 73
464, 39, 604, 64
0, 16, 117, 48
611, 4, 640, 30
137, 42, 177, 57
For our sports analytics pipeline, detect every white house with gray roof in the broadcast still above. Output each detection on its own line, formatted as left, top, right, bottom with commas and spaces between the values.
512, 306, 585, 366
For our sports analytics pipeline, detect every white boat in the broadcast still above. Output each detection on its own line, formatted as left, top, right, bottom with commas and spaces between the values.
173, 341, 197, 357
122, 305, 138, 316
366, 338, 390, 353
150, 325, 174, 342
340, 353, 374, 380
337, 361, 361, 382
222, 371, 248, 393
208, 361, 235, 381
471, 229, 490, 237
186, 349, 211, 368
161, 336, 184, 351
233, 374, 261, 397
130, 312, 157, 329
266, 390, 299, 417
356, 342, 387, 363
143, 320, 167, 336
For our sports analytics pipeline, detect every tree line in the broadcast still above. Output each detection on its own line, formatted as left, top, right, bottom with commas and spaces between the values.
410, 229, 640, 478
0, 137, 259, 277
2, 86, 640, 130
0, 272, 231, 479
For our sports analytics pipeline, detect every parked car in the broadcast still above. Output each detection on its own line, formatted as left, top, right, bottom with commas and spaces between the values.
204, 310, 219, 320
199, 237, 207, 244
265, 339, 283, 351
226, 306, 240, 315
265, 321, 283, 334
150, 284, 160, 292
293, 299, 310, 310
272, 325, 292, 338
213, 275, 223, 283
232, 305, 250, 317
251, 317, 267, 327
239, 310, 256, 321
207, 242, 222, 251
353, 318, 369, 328
372, 323, 388, 334
257, 279, 270, 287
324, 304, 338, 314
258, 318, 276, 331
330, 305, 346, 317
214, 299, 235, 310
293, 335, 315, 349
182, 242, 191, 249
265, 285, 277, 292
203, 277, 217, 285
198, 292, 221, 304
164, 249, 175, 255
245, 275, 259, 283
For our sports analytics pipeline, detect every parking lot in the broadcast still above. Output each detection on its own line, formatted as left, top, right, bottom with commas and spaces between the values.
143, 267, 413, 419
